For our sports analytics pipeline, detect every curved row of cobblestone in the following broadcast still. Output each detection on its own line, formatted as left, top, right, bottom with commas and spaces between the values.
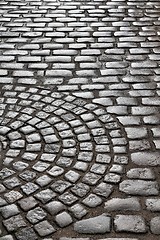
0, 85, 129, 239
0, 86, 160, 239
0, 0, 160, 239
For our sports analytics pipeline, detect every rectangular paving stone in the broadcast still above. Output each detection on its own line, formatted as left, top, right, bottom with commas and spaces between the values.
45, 56, 71, 62
18, 78, 37, 84
18, 56, 41, 62
46, 70, 72, 77
114, 215, 147, 233
3, 215, 27, 232
131, 106, 158, 115
120, 180, 159, 195
0, 56, 15, 61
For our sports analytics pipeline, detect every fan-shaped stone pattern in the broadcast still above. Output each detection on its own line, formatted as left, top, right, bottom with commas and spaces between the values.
0, 85, 127, 237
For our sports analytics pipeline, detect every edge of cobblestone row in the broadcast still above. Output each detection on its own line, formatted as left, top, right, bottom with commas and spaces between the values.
58, 238, 140, 240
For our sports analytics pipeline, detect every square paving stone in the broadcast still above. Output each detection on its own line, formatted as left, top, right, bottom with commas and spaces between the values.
59, 192, 78, 205
0, 168, 15, 180
15, 227, 38, 240
82, 172, 101, 185
26, 207, 47, 224
55, 211, 73, 227
21, 182, 39, 195
71, 183, 90, 197
82, 194, 102, 207
93, 182, 113, 198
65, 170, 80, 183
45, 201, 65, 215
32, 161, 50, 172
3, 177, 21, 189
70, 204, 88, 219
4, 190, 23, 203
18, 196, 38, 211
3, 215, 27, 232
51, 180, 72, 193
35, 175, 52, 187
0, 204, 20, 218
19, 170, 37, 181
34, 220, 56, 236
34, 189, 56, 203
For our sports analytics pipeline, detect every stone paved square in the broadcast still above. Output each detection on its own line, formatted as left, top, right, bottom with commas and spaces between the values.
0, 0, 160, 239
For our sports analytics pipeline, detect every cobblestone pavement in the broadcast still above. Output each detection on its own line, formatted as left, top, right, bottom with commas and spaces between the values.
0, 0, 160, 239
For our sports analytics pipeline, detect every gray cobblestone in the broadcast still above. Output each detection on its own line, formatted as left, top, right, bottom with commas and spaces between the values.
3, 215, 27, 232
105, 198, 140, 212
34, 220, 56, 236
0, 0, 160, 238
0, 204, 20, 218
55, 211, 73, 227
15, 227, 38, 240
114, 215, 147, 233
120, 180, 159, 196
127, 168, 155, 180
150, 217, 160, 235
131, 152, 160, 166
74, 214, 111, 234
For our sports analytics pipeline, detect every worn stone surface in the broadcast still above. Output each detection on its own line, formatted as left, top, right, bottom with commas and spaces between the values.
119, 180, 159, 196
114, 215, 147, 233
0, 0, 160, 238
145, 198, 160, 212
131, 152, 160, 166
104, 198, 141, 212
150, 217, 160, 235
74, 215, 111, 234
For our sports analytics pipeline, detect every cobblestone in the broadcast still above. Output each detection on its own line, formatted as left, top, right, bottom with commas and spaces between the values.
114, 215, 147, 233
74, 215, 111, 234
55, 211, 73, 227
120, 180, 159, 196
0, 0, 160, 238
104, 198, 141, 212
150, 217, 160, 235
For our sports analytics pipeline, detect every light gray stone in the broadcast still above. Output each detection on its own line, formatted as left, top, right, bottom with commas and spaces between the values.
131, 152, 160, 166
74, 214, 111, 233
55, 211, 73, 227
26, 207, 47, 224
127, 168, 155, 180
150, 217, 160, 234
45, 201, 65, 215
105, 197, 141, 211
3, 215, 27, 232
0, 204, 20, 218
34, 220, 56, 236
82, 194, 102, 207
114, 215, 147, 233
0, 235, 14, 240
146, 198, 160, 212
120, 180, 159, 196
